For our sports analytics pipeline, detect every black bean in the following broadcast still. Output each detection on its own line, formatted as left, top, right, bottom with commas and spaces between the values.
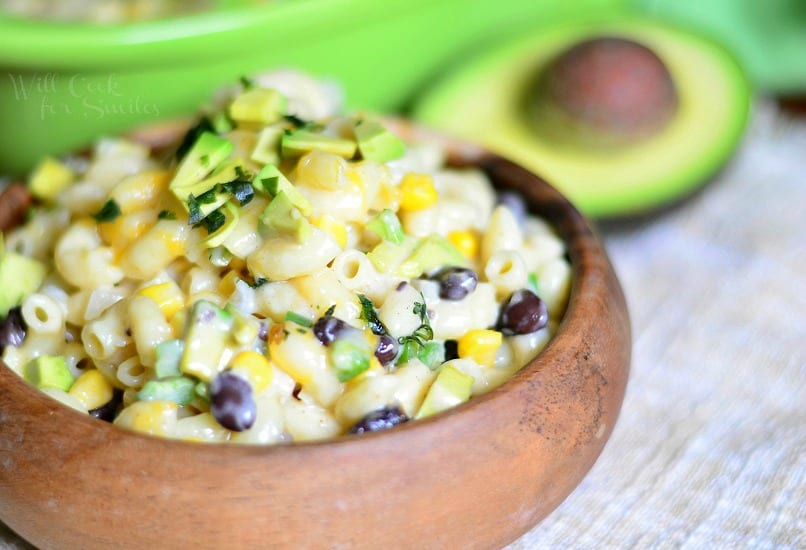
497, 289, 549, 335
434, 267, 478, 301
210, 372, 256, 432
88, 389, 123, 423
313, 315, 348, 346
0, 307, 26, 352
348, 405, 409, 434
496, 190, 527, 225
444, 339, 459, 361
374, 334, 398, 365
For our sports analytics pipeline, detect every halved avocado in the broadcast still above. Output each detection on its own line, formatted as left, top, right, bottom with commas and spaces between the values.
413, 19, 751, 217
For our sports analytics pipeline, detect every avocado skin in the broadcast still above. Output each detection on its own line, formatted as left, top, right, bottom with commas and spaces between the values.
414, 18, 751, 218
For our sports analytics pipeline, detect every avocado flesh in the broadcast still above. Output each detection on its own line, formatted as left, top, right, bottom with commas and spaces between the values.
414, 19, 751, 217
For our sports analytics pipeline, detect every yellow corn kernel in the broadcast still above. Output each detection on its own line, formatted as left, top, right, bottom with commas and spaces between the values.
113, 400, 178, 436
457, 329, 502, 368
229, 351, 274, 394
311, 215, 348, 248
158, 227, 186, 256
138, 280, 185, 320
111, 170, 171, 214
68, 369, 114, 410
218, 271, 242, 297
399, 173, 438, 211
447, 229, 479, 260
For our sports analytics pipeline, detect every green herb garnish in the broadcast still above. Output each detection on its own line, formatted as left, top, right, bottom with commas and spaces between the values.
220, 179, 254, 206
285, 311, 313, 328
158, 210, 177, 220
187, 194, 204, 225
197, 208, 226, 234
324, 304, 336, 317
91, 199, 121, 223
358, 294, 387, 336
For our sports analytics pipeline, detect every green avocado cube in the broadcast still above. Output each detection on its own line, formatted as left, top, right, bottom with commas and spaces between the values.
137, 376, 196, 405
180, 300, 233, 381
281, 130, 357, 159
24, 355, 74, 392
330, 338, 371, 382
259, 191, 312, 243
0, 251, 47, 318
254, 164, 312, 216
229, 88, 287, 126
415, 364, 474, 419
154, 339, 184, 379
354, 119, 406, 162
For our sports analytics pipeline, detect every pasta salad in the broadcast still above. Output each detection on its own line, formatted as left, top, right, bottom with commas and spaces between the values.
0, 73, 571, 444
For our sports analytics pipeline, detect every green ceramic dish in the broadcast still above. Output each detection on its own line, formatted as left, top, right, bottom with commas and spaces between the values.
0, 0, 621, 175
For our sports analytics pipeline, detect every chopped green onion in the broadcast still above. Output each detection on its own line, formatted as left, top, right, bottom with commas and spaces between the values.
285, 311, 313, 328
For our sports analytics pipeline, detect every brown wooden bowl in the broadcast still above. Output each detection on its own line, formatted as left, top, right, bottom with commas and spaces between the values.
0, 125, 630, 549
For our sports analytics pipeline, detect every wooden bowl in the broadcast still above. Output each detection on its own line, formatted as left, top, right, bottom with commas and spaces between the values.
0, 131, 630, 549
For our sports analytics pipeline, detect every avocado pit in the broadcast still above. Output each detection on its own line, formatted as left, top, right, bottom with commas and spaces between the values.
529, 36, 679, 147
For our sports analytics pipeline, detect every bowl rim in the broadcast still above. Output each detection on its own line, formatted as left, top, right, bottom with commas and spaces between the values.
0, 0, 434, 69
0, 134, 612, 457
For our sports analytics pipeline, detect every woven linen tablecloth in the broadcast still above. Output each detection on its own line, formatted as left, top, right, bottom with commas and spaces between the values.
2, 102, 804, 549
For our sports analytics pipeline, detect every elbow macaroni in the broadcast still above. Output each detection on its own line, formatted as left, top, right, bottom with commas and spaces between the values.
1, 73, 572, 445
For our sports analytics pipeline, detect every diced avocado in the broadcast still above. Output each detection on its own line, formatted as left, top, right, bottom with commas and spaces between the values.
173, 159, 243, 216
366, 209, 405, 244
254, 164, 312, 216
28, 157, 74, 201
259, 191, 312, 243
211, 112, 234, 134
366, 236, 418, 276
251, 126, 285, 166
24, 355, 74, 392
406, 234, 468, 276
137, 376, 196, 405
200, 202, 240, 248
354, 119, 406, 162
0, 251, 47, 318
417, 341, 445, 370
229, 88, 287, 126
154, 339, 184, 379
415, 364, 474, 419
169, 132, 233, 196
329, 338, 371, 382
180, 300, 234, 381
281, 129, 357, 159
224, 304, 261, 345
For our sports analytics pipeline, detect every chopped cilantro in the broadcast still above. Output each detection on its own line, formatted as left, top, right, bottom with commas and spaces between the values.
285, 311, 313, 328
396, 295, 434, 357
158, 210, 177, 220
220, 179, 254, 206
197, 208, 226, 234
283, 114, 307, 128
195, 187, 218, 205
324, 304, 336, 317
187, 194, 204, 225
91, 199, 121, 223
358, 294, 387, 336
